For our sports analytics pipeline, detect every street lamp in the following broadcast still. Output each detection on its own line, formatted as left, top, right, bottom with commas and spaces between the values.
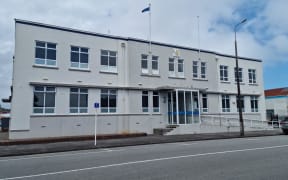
234, 18, 246, 136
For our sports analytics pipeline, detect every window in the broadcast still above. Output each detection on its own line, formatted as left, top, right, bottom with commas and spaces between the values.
33, 86, 56, 114
141, 54, 148, 74
237, 96, 245, 112
152, 56, 159, 74
101, 89, 117, 113
101, 50, 117, 73
202, 94, 208, 113
192, 61, 198, 78
153, 91, 160, 112
35, 41, 56, 66
169, 58, 175, 76
220, 65, 229, 82
142, 91, 149, 112
70, 88, 88, 113
222, 95, 230, 112
201, 62, 206, 79
250, 96, 258, 112
178, 59, 184, 77
234, 67, 243, 83
248, 69, 256, 84
70, 46, 88, 69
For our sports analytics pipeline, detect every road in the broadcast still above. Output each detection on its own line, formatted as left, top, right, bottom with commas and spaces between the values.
0, 135, 288, 180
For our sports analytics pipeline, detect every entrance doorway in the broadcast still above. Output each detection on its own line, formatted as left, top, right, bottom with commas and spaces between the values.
168, 90, 200, 125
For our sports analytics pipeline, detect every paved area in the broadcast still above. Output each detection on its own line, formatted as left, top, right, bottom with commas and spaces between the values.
0, 130, 283, 157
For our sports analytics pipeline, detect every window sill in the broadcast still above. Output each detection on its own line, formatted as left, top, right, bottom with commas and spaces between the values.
168, 76, 186, 80
141, 73, 161, 77
220, 81, 231, 84
99, 70, 118, 75
33, 65, 59, 69
234, 82, 245, 85
69, 68, 91, 72
248, 83, 258, 86
193, 78, 208, 81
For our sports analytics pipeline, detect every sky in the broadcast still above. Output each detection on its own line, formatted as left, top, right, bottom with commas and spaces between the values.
0, 0, 287, 108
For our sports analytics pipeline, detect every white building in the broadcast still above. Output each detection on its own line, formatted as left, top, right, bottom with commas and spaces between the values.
9, 19, 266, 139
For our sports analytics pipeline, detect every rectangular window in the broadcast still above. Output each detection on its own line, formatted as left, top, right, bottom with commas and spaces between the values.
248, 69, 256, 84
202, 94, 208, 113
222, 95, 230, 112
234, 67, 243, 83
35, 41, 56, 66
153, 91, 160, 112
152, 56, 159, 74
237, 96, 245, 112
101, 89, 117, 113
69, 88, 88, 113
141, 54, 148, 74
70, 46, 89, 69
142, 91, 149, 112
250, 96, 258, 112
220, 65, 229, 82
101, 50, 117, 73
178, 59, 184, 77
33, 86, 56, 114
201, 62, 206, 79
169, 58, 175, 76
192, 61, 198, 78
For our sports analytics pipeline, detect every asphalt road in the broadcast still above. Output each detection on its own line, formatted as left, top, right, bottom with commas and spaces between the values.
0, 135, 288, 180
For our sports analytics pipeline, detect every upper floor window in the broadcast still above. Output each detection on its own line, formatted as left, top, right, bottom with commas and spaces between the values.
192, 61, 198, 78
202, 94, 208, 113
70, 46, 88, 69
221, 95, 230, 112
151, 56, 159, 74
35, 41, 56, 66
220, 65, 229, 82
153, 91, 160, 112
142, 91, 149, 112
101, 50, 117, 73
250, 96, 258, 112
169, 58, 175, 76
70, 88, 88, 113
248, 69, 256, 84
141, 54, 148, 74
33, 86, 56, 114
234, 67, 243, 83
200, 62, 206, 79
101, 89, 117, 113
178, 59, 184, 77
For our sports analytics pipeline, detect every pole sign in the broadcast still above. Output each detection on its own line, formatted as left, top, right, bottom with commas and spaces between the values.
94, 102, 100, 109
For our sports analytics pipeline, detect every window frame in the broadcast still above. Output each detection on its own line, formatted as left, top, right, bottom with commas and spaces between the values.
237, 95, 245, 112
153, 91, 160, 113
151, 55, 159, 75
35, 41, 57, 67
142, 91, 149, 112
220, 65, 229, 82
234, 67, 243, 83
141, 54, 149, 74
100, 89, 117, 113
248, 69, 257, 84
101, 50, 117, 73
192, 61, 198, 78
202, 94, 208, 113
33, 86, 56, 114
168, 58, 175, 77
250, 96, 259, 112
69, 88, 88, 114
221, 94, 230, 112
70, 46, 89, 69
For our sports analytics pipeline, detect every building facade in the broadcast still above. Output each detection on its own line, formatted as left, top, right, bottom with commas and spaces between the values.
10, 19, 266, 139
265, 88, 288, 119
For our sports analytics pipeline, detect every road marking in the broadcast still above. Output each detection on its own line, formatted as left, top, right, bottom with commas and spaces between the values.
178, 142, 199, 146
245, 138, 259, 141
2, 144, 288, 180
0, 149, 124, 162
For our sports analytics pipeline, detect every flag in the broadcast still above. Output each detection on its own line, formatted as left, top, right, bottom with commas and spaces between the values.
142, 6, 150, 13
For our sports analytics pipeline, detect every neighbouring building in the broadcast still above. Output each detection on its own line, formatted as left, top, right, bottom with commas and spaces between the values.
265, 87, 288, 119
9, 19, 266, 139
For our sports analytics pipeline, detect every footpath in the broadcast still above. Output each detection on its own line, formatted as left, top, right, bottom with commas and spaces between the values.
0, 130, 283, 157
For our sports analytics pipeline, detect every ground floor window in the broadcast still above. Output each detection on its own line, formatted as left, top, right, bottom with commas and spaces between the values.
250, 96, 258, 112
142, 91, 149, 112
202, 94, 208, 113
69, 88, 88, 113
153, 91, 160, 112
101, 89, 117, 113
222, 95, 230, 112
33, 86, 56, 114
237, 96, 245, 112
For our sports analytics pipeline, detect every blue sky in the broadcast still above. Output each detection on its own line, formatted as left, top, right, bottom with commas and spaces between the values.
0, 0, 287, 107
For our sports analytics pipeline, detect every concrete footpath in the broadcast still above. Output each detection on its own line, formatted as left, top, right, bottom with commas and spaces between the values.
0, 130, 283, 157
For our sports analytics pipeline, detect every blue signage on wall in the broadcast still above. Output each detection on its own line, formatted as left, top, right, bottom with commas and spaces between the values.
94, 102, 100, 108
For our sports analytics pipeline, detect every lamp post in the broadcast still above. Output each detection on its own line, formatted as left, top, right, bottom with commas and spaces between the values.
234, 18, 246, 136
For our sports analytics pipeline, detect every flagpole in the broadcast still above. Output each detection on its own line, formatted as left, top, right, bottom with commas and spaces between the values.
149, 3, 152, 54
197, 16, 201, 61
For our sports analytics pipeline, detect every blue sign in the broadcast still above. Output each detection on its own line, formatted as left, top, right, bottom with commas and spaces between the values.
94, 102, 100, 108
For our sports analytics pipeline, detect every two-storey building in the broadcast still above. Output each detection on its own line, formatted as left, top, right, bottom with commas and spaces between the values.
9, 19, 266, 139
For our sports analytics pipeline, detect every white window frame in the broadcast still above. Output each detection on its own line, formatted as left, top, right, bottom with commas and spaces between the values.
248, 69, 256, 84
33, 86, 56, 114
250, 96, 258, 112
169, 58, 175, 77
153, 91, 160, 112
151, 55, 159, 75
220, 65, 229, 82
35, 41, 57, 66
178, 59, 184, 78
100, 89, 117, 113
222, 95, 230, 112
192, 61, 198, 78
200, 62, 206, 79
69, 88, 88, 114
234, 67, 243, 83
142, 91, 149, 112
202, 94, 208, 113
70, 46, 89, 69
141, 54, 149, 74
237, 96, 245, 112
101, 50, 117, 73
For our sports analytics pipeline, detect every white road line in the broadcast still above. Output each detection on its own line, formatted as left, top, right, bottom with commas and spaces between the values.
245, 138, 259, 141
2, 144, 288, 180
178, 142, 199, 146
0, 149, 124, 162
